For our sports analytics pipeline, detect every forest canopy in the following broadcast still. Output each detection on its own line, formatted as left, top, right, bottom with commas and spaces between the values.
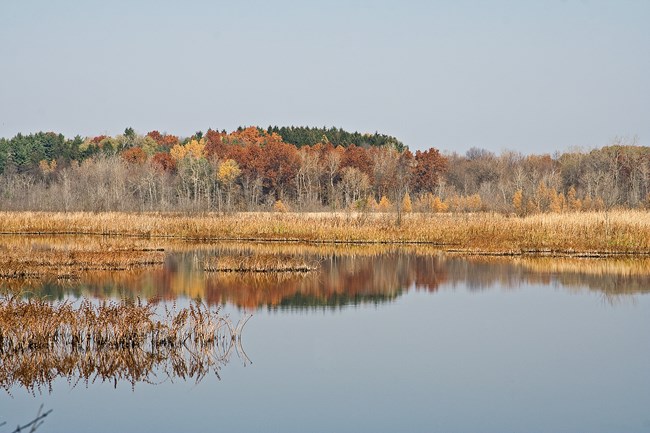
0, 127, 648, 214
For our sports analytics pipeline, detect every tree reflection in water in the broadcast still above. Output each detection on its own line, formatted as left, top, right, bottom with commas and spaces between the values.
4, 241, 650, 309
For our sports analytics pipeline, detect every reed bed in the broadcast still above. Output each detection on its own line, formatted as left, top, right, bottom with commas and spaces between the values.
1, 210, 650, 254
204, 253, 319, 273
0, 295, 249, 394
0, 245, 164, 280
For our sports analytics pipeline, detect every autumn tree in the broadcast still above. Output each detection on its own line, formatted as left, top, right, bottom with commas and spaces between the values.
217, 159, 241, 211
121, 147, 147, 165
256, 133, 300, 200
411, 148, 448, 194
402, 192, 412, 213
378, 195, 392, 212
151, 152, 176, 173
513, 189, 523, 215
341, 144, 373, 180
205, 129, 227, 158
150, 131, 179, 148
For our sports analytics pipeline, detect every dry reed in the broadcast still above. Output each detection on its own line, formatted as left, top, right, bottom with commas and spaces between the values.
0, 295, 250, 394
204, 253, 319, 272
0, 243, 164, 280
1, 210, 649, 254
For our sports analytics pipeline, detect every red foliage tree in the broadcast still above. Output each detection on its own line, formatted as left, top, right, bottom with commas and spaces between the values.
411, 148, 448, 193
205, 128, 227, 158
151, 152, 177, 173
147, 130, 163, 143
258, 133, 300, 197
147, 130, 179, 148
341, 144, 373, 180
223, 129, 300, 198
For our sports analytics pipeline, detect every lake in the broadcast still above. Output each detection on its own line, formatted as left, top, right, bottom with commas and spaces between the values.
2, 241, 650, 433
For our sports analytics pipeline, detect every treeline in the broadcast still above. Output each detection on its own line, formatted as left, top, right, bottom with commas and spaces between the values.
0, 127, 648, 213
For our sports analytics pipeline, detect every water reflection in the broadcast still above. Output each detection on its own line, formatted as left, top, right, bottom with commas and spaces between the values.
0, 339, 246, 396
3, 240, 649, 309
0, 301, 249, 395
2, 238, 649, 432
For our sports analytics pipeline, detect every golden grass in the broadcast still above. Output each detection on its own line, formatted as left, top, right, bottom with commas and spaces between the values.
0, 239, 164, 280
204, 253, 319, 272
0, 294, 249, 394
1, 210, 650, 254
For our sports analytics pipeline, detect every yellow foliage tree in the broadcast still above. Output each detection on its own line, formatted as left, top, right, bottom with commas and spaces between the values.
378, 195, 392, 212
549, 190, 562, 213
217, 159, 241, 184
402, 192, 412, 213
185, 138, 206, 159
366, 195, 379, 211
512, 189, 523, 214
431, 196, 448, 213
170, 138, 207, 161
446, 194, 460, 212
567, 186, 581, 211
218, 159, 241, 210
170, 144, 187, 161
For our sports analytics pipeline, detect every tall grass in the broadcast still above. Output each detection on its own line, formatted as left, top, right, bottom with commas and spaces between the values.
1, 210, 649, 254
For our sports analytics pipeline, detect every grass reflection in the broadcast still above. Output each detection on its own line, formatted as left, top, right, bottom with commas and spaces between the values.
0, 295, 249, 395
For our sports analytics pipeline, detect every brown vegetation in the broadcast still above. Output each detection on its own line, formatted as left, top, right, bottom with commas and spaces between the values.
1, 210, 649, 254
0, 240, 164, 280
204, 253, 318, 273
0, 295, 249, 394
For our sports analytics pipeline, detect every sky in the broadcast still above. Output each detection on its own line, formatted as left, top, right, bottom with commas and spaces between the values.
0, 0, 648, 154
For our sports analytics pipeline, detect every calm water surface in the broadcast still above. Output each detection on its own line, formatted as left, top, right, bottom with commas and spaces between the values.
2, 243, 650, 433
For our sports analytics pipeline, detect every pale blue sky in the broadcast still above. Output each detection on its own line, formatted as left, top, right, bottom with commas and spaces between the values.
1, 0, 648, 153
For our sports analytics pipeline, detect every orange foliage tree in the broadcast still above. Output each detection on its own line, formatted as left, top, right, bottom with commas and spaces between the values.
121, 147, 147, 165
